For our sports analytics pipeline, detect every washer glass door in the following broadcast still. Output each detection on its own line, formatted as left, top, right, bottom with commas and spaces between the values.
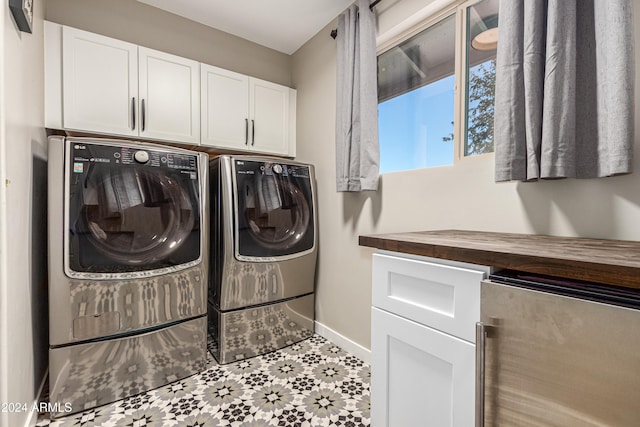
67, 142, 201, 275
234, 159, 315, 259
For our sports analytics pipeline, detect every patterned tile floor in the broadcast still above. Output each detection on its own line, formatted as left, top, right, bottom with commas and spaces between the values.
36, 335, 370, 427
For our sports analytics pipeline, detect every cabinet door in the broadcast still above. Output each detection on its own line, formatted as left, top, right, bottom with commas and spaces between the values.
62, 26, 138, 136
371, 307, 475, 427
200, 64, 250, 149
249, 78, 290, 155
139, 47, 200, 144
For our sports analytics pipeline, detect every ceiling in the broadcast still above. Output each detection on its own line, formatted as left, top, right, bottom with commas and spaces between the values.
136, 0, 354, 55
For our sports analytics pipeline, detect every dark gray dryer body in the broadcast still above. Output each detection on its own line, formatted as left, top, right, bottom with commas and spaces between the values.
47, 136, 208, 416
209, 155, 317, 364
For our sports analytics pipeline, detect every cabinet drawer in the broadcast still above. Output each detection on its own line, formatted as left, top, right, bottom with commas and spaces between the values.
372, 252, 486, 342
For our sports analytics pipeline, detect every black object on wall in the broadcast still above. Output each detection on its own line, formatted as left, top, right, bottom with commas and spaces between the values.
9, 0, 33, 33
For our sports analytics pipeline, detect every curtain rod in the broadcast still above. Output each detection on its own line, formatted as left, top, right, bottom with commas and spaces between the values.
330, 0, 381, 39
369, 0, 382, 10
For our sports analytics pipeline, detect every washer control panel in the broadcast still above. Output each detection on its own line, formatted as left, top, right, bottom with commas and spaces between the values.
235, 159, 311, 179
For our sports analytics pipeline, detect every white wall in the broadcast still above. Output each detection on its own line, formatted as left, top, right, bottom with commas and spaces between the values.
0, 1, 48, 426
292, 0, 640, 350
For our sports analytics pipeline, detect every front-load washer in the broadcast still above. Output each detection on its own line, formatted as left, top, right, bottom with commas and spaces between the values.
209, 155, 317, 364
47, 136, 208, 416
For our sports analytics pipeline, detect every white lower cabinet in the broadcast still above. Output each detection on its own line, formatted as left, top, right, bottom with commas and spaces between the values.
371, 307, 475, 427
370, 251, 490, 427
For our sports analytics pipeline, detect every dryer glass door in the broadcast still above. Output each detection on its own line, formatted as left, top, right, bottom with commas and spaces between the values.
234, 159, 315, 259
67, 142, 202, 274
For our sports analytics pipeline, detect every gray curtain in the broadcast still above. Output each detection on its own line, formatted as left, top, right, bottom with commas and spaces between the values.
335, 0, 379, 192
494, 0, 634, 182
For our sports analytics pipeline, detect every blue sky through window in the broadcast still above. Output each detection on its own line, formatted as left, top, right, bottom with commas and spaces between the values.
378, 74, 455, 174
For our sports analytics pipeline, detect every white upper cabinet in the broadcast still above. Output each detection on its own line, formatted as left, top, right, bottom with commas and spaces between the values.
49, 24, 200, 145
46, 22, 296, 155
201, 64, 296, 156
61, 26, 138, 137
138, 48, 200, 144
201, 65, 250, 150
249, 78, 290, 155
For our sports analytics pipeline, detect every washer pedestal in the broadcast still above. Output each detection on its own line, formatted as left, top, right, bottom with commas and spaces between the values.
208, 294, 314, 364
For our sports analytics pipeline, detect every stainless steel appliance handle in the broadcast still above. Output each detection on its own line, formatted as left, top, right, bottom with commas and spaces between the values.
245, 118, 249, 145
476, 322, 486, 427
251, 119, 255, 146
131, 97, 136, 130
141, 99, 146, 132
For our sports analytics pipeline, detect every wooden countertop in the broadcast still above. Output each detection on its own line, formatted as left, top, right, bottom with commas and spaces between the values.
359, 230, 640, 289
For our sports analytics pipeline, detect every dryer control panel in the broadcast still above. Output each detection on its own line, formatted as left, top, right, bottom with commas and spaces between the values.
70, 142, 197, 173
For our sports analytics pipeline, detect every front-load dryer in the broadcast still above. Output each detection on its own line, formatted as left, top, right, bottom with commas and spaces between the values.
47, 136, 208, 416
209, 155, 317, 364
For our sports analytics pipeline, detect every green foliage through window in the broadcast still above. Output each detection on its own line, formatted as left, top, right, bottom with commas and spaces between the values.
466, 59, 495, 155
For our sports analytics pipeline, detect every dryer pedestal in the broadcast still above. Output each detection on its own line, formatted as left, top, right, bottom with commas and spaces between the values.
208, 293, 314, 364
49, 317, 207, 417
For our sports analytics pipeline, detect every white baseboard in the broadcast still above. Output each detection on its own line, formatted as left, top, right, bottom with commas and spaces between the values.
24, 369, 48, 427
314, 321, 371, 364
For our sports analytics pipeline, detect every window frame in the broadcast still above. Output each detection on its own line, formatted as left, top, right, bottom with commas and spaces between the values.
376, 0, 496, 171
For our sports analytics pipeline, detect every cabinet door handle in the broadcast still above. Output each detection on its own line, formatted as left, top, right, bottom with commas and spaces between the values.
131, 97, 136, 130
141, 99, 146, 132
245, 118, 249, 145
251, 119, 255, 146
476, 322, 486, 427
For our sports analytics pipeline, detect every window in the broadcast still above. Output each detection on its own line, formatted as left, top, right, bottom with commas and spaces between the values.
378, 14, 456, 173
465, 0, 498, 156
377, 0, 498, 173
